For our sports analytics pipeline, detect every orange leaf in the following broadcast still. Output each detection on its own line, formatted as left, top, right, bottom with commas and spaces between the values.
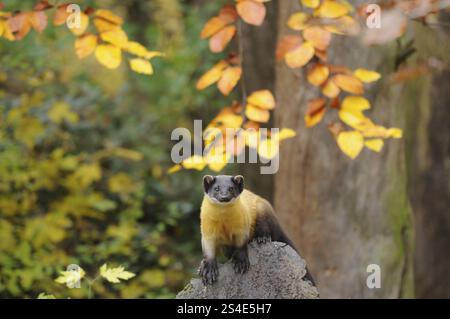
75, 33, 98, 59
245, 104, 270, 123
321, 79, 340, 98
285, 41, 315, 68
333, 74, 364, 94
196, 60, 229, 90
53, 4, 70, 26
247, 90, 275, 110
200, 17, 227, 39
8, 13, 31, 40
236, 0, 266, 26
303, 26, 331, 50
30, 11, 47, 33
219, 5, 238, 24
218, 66, 242, 95
305, 98, 326, 127
209, 25, 236, 53
307, 64, 329, 86
276, 35, 302, 61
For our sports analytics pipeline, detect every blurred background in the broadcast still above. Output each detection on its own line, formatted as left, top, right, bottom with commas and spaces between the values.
0, 0, 449, 298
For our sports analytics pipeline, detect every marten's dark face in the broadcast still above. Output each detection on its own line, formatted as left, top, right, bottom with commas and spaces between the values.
203, 175, 244, 204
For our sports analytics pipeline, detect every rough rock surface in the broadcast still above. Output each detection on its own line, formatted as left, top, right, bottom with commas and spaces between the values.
176, 241, 319, 299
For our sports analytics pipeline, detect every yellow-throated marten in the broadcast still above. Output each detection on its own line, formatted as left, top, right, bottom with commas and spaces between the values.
199, 175, 315, 285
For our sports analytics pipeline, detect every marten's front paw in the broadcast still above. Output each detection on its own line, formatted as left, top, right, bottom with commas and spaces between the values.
232, 253, 250, 274
255, 236, 271, 244
199, 259, 218, 285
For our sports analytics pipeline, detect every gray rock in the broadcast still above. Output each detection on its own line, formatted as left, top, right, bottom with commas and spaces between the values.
177, 241, 319, 299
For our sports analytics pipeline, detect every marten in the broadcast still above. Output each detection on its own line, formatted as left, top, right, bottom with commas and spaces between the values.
199, 174, 315, 285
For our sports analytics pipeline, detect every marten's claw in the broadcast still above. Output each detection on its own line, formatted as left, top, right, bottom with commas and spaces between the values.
199, 259, 218, 285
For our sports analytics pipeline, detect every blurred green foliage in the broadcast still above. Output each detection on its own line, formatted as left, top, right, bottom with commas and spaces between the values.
0, 0, 224, 298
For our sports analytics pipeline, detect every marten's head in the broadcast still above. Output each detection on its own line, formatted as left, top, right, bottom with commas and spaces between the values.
203, 175, 244, 205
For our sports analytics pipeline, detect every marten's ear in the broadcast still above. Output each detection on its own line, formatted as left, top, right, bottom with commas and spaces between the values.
203, 175, 215, 193
232, 175, 244, 193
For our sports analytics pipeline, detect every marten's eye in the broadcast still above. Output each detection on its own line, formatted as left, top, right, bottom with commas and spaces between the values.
214, 187, 219, 192
228, 187, 233, 192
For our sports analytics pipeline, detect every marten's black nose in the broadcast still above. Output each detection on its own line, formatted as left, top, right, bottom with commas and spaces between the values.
219, 196, 231, 202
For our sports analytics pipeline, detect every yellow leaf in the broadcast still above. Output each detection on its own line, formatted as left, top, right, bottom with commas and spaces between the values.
218, 66, 242, 95
274, 128, 297, 142
247, 90, 275, 110
100, 29, 128, 48
287, 12, 310, 31
196, 60, 228, 90
201, 17, 227, 39
333, 74, 364, 94
338, 108, 367, 129
285, 41, 315, 68
258, 138, 279, 159
341, 96, 370, 112
337, 131, 364, 159
321, 79, 340, 98
364, 139, 384, 152
75, 34, 98, 59
100, 264, 135, 283
168, 164, 182, 174
387, 128, 403, 138
245, 104, 270, 123
305, 98, 326, 127
354, 68, 381, 83
129, 58, 153, 75
55, 267, 85, 288
301, 0, 320, 9
182, 155, 207, 171
316, 1, 349, 18
124, 41, 148, 57
95, 9, 124, 25
69, 12, 89, 36
95, 44, 122, 69
94, 18, 119, 33
307, 64, 329, 86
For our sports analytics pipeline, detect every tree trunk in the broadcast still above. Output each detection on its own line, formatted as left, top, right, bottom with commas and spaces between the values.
273, 1, 419, 298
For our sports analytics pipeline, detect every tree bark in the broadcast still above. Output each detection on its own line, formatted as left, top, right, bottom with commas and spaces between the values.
273, 1, 418, 298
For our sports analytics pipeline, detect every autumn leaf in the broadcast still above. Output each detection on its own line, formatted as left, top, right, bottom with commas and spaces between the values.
365, 139, 384, 152
182, 155, 207, 171
302, 0, 320, 9
285, 41, 315, 68
341, 96, 370, 112
276, 35, 303, 61
236, 0, 267, 26
337, 130, 364, 159
333, 74, 364, 94
218, 66, 242, 95
196, 60, 229, 90
316, 0, 349, 19
303, 26, 331, 51
247, 90, 275, 110
273, 128, 297, 142
338, 108, 367, 129
100, 264, 135, 284
245, 104, 270, 123
29, 11, 47, 33
124, 41, 148, 57
75, 34, 98, 59
95, 9, 124, 25
69, 12, 89, 36
354, 68, 381, 83
100, 28, 128, 48
287, 12, 310, 31
95, 44, 122, 69
305, 98, 326, 127
307, 64, 329, 86
201, 17, 227, 39
8, 13, 31, 40
209, 25, 236, 53
258, 138, 279, 159
321, 79, 340, 98
129, 58, 153, 75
